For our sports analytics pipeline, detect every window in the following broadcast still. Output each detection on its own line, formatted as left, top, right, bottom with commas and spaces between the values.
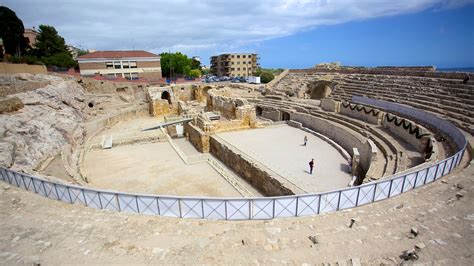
243, 55, 246, 58
231, 62, 234, 65
248, 61, 252, 64
237, 61, 240, 64
114, 62, 121, 69
124, 73, 131, 80
105, 62, 113, 69
231, 68, 235, 71
248, 68, 251, 71
243, 67, 246, 70
248, 55, 252, 58
237, 55, 240, 58
237, 68, 240, 71
122, 62, 130, 69
231, 55, 234, 58
130, 62, 137, 68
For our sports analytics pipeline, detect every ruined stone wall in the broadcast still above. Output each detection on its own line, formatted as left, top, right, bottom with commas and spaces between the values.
212, 120, 247, 133
84, 105, 149, 138
194, 86, 212, 102
320, 98, 340, 112
258, 105, 281, 121
185, 122, 210, 153
172, 85, 195, 102
149, 99, 172, 116
340, 102, 382, 125
210, 136, 297, 196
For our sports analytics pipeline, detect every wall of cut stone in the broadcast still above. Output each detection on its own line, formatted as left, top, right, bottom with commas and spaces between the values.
258, 105, 281, 121
185, 122, 210, 153
172, 85, 195, 102
84, 105, 149, 137
210, 136, 297, 196
320, 98, 340, 112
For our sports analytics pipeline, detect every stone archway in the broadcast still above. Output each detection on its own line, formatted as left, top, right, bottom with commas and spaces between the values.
306, 80, 334, 99
161, 91, 171, 104
281, 111, 290, 121
256, 106, 263, 116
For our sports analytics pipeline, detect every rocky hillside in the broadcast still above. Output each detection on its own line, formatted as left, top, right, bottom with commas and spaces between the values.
0, 74, 87, 172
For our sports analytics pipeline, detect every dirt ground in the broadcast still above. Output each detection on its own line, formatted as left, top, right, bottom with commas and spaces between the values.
82, 142, 241, 197
1, 162, 472, 265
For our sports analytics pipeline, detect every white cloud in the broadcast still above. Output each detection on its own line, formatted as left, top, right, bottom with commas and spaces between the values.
4, 0, 473, 57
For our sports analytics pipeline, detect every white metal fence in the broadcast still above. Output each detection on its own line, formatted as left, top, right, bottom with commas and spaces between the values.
0, 99, 467, 220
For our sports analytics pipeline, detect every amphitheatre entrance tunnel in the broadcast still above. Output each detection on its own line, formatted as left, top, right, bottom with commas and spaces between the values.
161, 90, 171, 104
306, 80, 334, 99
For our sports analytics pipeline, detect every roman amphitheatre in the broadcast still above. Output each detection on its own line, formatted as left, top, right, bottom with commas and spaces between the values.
0, 65, 473, 264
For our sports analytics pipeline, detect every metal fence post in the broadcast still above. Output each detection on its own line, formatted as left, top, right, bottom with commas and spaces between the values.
441, 161, 448, 177
116, 194, 121, 211
400, 175, 406, 193
272, 199, 276, 218
295, 197, 299, 216
413, 171, 419, 189
66, 187, 73, 204
372, 184, 377, 202
54, 183, 60, 201
317, 195, 321, 214
135, 196, 140, 213
200, 199, 204, 219
248, 199, 252, 220
98, 192, 103, 209
41, 181, 47, 196
336, 191, 342, 210
387, 179, 394, 198
82, 189, 88, 206
224, 200, 227, 220
355, 187, 361, 206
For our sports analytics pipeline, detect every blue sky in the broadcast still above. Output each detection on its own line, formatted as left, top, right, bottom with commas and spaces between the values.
247, 4, 474, 68
5, 0, 474, 68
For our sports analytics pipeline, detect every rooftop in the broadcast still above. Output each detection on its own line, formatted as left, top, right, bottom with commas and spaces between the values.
77, 50, 159, 60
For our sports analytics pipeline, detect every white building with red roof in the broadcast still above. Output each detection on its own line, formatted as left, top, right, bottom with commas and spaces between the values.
77, 50, 162, 80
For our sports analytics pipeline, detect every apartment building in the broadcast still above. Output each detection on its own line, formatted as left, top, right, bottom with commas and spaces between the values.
77, 50, 162, 80
24, 28, 39, 47
210, 53, 259, 77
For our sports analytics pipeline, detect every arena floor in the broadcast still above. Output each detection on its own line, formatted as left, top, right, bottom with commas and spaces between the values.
82, 142, 242, 197
217, 124, 352, 193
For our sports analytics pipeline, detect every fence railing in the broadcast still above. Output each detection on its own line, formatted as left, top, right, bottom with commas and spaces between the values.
0, 99, 467, 220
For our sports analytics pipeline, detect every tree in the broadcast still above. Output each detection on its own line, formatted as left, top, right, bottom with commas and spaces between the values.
160, 52, 201, 78
31, 25, 75, 68
188, 69, 201, 78
260, 71, 274, 84
190, 58, 201, 70
0, 6, 28, 58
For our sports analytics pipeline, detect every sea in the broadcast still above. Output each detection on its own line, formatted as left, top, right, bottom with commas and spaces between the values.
437, 67, 474, 73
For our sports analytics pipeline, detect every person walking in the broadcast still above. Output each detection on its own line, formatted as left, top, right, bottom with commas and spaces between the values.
303, 135, 308, 146
309, 159, 315, 174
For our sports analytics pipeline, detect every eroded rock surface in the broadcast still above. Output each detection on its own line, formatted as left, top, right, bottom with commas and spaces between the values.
0, 74, 87, 172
